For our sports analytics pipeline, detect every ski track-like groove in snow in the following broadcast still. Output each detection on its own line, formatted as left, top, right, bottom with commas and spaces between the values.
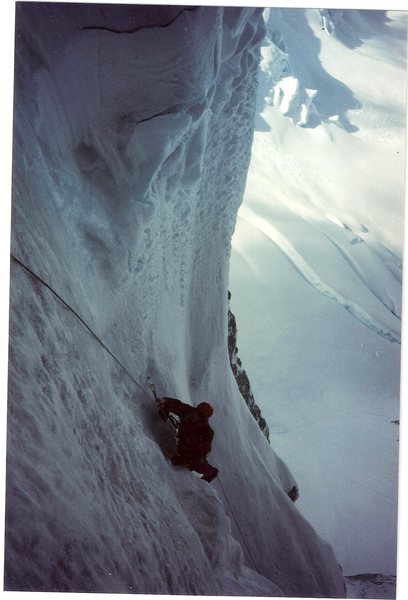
323, 233, 402, 321
240, 206, 401, 345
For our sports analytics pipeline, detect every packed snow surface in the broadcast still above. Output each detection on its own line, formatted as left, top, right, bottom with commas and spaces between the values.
230, 6, 406, 586
6, 3, 346, 598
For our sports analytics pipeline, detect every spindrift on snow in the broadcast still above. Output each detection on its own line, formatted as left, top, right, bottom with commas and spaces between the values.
149, 379, 218, 483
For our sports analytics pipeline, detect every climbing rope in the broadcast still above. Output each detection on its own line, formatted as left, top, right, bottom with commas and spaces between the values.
216, 475, 259, 572
10, 253, 152, 401
11, 253, 260, 574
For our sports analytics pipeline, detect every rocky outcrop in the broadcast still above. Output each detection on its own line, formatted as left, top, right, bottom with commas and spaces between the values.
228, 292, 270, 442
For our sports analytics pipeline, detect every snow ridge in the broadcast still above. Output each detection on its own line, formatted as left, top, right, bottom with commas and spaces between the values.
240, 206, 401, 345
259, 9, 320, 128
258, 8, 366, 131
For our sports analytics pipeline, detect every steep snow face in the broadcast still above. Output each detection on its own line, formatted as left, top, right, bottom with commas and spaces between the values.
230, 8, 405, 580
6, 3, 345, 597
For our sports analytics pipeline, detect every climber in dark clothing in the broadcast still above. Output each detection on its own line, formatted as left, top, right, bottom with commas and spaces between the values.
157, 397, 219, 483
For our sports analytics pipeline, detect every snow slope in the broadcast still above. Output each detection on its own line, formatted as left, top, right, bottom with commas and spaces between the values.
5, 3, 345, 597
230, 6, 406, 586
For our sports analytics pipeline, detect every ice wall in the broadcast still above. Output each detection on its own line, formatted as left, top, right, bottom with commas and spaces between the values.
6, 4, 345, 596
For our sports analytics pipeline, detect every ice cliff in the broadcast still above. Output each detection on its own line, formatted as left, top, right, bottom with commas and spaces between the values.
6, 4, 345, 596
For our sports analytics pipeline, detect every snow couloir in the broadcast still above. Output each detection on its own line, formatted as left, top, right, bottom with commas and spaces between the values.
6, 4, 345, 596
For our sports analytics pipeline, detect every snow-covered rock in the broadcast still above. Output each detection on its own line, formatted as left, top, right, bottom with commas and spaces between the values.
5, 3, 345, 597
228, 291, 271, 442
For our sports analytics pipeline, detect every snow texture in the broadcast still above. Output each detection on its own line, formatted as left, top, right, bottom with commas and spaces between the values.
230, 6, 406, 590
5, 3, 345, 598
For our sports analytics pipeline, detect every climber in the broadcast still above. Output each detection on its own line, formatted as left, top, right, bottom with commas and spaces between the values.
157, 397, 219, 483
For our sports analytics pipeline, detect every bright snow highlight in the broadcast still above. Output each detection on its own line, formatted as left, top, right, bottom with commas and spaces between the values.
230, 8, 406, 596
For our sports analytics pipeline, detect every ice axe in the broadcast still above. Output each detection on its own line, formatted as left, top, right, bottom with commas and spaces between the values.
148, 378, 178, 432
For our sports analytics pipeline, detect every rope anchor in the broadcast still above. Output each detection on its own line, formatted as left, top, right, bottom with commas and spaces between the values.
149, 381, 158, 399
